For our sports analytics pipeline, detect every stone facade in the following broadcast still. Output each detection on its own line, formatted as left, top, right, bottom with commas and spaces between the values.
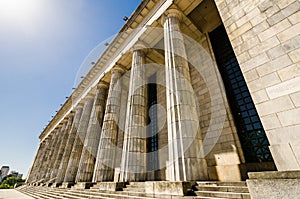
26, 0, 299, 197
215, 0, 300, 171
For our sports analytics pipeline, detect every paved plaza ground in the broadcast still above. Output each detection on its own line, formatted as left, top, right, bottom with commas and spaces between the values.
0, 189, 34, 199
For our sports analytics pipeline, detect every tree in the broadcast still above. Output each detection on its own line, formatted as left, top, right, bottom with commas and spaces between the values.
0, 177, 25, 189
0, 183, 12, 189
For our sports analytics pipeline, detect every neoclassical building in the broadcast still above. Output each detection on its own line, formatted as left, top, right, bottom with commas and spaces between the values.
25, 0, 300, 198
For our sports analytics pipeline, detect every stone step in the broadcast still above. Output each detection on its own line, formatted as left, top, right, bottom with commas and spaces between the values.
66, 191, 120, 199
39, 192, 64, 199
18, 190, 43, 199
24, 190, 56, 199
61, 192, 92, 199
65, 189, 115, 198
192, 197, 227, 199
66, 191, 113, 199
123, 187, 146, 192
196, 181, 247, 187
126, 183, 145, 186
19, 187, 64, 199
69, 189, 156, 199
195, 190, 251, 199
119, 191, 150, 197
195, 185, 249, 193
33, 190, 63, 199
128, 182, 146, 186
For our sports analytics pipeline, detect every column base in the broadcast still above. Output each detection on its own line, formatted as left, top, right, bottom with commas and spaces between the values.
72, 182, 95, 189
145, 181, 193, 196
51, 182, 62, 187
45, 183, 53, 187
92, 182, 125, 191
247, 171, 300, 199
60, 182, 75, 188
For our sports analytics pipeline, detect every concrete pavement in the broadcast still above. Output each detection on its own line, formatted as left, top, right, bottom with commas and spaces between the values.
0, 189, 34, 199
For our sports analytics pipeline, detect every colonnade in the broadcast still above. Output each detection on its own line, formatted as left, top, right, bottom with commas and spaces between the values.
27, 8, 208, 185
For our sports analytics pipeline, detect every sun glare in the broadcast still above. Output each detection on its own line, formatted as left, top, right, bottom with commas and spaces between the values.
0, 0, 38, 22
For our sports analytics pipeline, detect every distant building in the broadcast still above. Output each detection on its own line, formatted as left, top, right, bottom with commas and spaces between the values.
10, 171, 23, 179
1, 166, 9, 180
0, 166, 23, 182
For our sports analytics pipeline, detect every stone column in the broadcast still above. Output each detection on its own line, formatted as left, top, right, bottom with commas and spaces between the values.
64, 94, 95, 183
50, 114, 74, 182
75, 82, 109, 183
93, 66, 125, 182
44, 124, 66, 182
27, 140, 47, 183
55, 105, 84, 184
39, 130, 59, 182
162, 9, 207, 181
120, 48, 147, 182
33, 138, 51, 183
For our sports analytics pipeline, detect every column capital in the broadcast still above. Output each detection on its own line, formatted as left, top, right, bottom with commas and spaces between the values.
62, 117, 69, 123
161, 8, 184, 25
76, 102, 84, 109
64, 114, 73, 121
67, 111, 75, 118
97, 80, 109, 89
132, 41, 149, 54
56, 124, 63, 129
111, 64, 127, 74
86, 92, 96, 99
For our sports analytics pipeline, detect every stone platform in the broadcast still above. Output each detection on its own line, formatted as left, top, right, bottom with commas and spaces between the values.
247, 171, 300, 199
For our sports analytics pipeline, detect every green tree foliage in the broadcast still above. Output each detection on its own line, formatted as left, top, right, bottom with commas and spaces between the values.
0, 183, 12, 189
0, 177, 25, 189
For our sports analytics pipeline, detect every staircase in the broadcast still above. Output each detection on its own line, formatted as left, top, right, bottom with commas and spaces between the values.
122, 182, 147, 196
16, 181, 251, 199
193, 181, 251, 199
16, 183, 156, 199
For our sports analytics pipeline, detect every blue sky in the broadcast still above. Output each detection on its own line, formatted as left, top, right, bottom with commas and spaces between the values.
0, 0, 140, 178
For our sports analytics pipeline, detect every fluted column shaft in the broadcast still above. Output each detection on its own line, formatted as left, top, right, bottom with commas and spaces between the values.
64, 95, 95, 183
163, 9, 207, 181
33, 138, 51, 182
120, 49, 147, 182
39, 130, 59, 181
45, 124, 67, 181
56, 105, 84, 184
93, 67, 124, 182
27, 140, 47, 183
76, 82, 108, 182
50, 115, 74, 181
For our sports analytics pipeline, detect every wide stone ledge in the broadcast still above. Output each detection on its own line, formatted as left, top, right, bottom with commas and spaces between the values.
145, 181, 192, 196
247, 171, 300, 199
248, 170, 300, 179
93, 182, 124, 191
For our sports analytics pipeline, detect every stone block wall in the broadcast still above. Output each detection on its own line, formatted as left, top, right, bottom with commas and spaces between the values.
214, 0, 300, 171
187, 33, 246, 181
